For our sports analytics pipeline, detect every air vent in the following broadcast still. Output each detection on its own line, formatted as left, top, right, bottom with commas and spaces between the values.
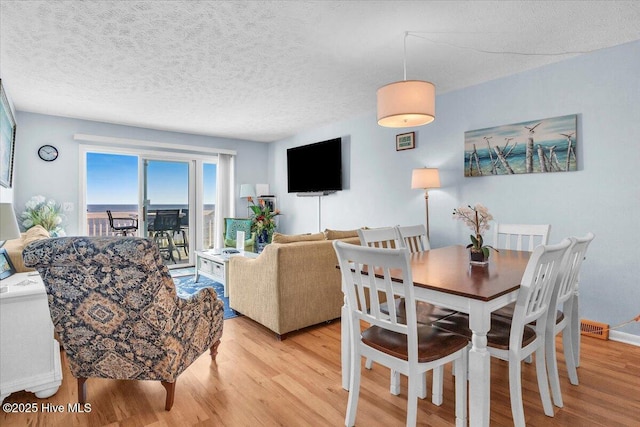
580, 319, 609, 340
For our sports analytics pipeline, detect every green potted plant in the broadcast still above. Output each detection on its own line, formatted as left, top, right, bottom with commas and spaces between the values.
452, 203, 497, 264
248, 197, 280, 250
19, 195, 66, 237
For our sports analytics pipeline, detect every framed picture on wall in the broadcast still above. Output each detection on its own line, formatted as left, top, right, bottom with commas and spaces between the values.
396, 132, 415, 151
464, 114, 577, 177
0, 79, 17, 189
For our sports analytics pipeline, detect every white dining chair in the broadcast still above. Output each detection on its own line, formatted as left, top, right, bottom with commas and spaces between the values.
435, 239, 571, 426
333, 241, 468, 427
358, 226, 454, 403
396, 224, 431, 253
493, 223, 551, 251
394, 223, 458, 403
546, 232, 595, 408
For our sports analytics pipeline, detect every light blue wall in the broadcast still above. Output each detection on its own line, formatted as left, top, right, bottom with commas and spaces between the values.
12, 112, 269, 235
269, 40, 640, 335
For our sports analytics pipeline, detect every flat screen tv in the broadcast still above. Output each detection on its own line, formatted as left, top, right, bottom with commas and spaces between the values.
287, 138, 342, 194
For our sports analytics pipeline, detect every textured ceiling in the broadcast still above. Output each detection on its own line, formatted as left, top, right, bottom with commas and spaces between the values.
1, 1, 639, 142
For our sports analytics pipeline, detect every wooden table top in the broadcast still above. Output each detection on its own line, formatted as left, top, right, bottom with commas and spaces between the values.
405, 245, 530, 301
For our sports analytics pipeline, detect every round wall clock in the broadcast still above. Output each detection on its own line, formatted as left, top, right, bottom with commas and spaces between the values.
38, 145, 59, 162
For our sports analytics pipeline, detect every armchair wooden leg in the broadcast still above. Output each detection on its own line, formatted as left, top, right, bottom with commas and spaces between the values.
161, 381, 175, 411
77, 377, 87, 404
210, 339, 221, 361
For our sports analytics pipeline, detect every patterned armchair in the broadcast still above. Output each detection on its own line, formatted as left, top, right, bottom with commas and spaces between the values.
23, 237, 224, 411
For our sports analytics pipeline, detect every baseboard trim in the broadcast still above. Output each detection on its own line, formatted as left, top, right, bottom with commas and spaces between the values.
609, 330, 640, 347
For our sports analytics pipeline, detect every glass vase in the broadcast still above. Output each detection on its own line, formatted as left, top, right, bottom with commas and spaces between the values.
469, 249, 489, 266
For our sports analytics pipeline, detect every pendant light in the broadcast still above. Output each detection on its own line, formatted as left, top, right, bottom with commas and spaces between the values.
377, 32, 435, 128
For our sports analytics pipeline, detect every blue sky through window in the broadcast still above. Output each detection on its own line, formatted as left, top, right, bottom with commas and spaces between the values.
86, 153, 217, 205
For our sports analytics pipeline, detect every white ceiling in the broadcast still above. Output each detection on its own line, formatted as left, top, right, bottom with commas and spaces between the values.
1, 1, 639, 143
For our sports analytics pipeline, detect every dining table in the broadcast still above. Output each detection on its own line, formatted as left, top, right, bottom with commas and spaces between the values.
340, 244, 531, 427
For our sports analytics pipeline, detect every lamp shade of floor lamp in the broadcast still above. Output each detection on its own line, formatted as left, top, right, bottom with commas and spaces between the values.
0, 202, 21, 243
411, 168, 440, 240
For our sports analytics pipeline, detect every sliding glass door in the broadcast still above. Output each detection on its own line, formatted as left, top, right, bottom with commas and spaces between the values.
83, 148, 218, 267
142, 158, 191, 267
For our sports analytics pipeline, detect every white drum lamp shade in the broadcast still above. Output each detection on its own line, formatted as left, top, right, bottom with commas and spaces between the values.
377, 80, 436, 128
0, 203, 21, 241
411, 168, 440, 189
239, 184, 256, 199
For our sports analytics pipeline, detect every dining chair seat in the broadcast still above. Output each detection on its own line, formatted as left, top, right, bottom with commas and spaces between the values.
380, 299, 457, 326
362, 324, 469, 363
434, 312, 537, 350
494, 303, 565, 326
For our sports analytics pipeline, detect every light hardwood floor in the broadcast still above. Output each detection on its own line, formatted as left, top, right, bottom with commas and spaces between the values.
2, 316, 639, 426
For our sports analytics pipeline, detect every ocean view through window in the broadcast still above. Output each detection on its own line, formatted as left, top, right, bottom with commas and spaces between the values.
85, 153, 217, 250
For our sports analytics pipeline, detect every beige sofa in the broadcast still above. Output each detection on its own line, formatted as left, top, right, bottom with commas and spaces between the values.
3, 225, 50, 272
228, 230, 360, 338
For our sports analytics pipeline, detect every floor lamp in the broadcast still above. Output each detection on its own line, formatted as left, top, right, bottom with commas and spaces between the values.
411, 168, 440, 241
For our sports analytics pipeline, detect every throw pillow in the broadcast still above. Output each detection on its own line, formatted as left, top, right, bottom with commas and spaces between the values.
23, 225, 50, 246
225, 218, 252, 241
323, 228, 359, 240
272, 232, 325, 244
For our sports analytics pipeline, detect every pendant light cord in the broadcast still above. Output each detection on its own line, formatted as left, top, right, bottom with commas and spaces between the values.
406, 31, 595, 56
403, 31, 408, 81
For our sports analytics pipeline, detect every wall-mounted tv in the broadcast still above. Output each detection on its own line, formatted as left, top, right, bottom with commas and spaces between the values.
287, 138, 342, 194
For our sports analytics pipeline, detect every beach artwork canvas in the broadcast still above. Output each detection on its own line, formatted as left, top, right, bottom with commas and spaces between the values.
464, 114, 577, 177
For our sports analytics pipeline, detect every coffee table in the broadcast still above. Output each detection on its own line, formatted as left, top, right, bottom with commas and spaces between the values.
195, 249, 259, 297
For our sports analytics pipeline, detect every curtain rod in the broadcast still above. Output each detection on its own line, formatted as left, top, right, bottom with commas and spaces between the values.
73, 133, 237, 156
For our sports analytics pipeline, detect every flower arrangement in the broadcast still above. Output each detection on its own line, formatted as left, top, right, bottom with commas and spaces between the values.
19, 195, 66, 237
248, 197, 280, 238
452, 203, 497, 261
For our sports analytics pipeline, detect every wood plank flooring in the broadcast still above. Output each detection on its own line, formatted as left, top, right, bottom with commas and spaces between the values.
2, 316, 639, 426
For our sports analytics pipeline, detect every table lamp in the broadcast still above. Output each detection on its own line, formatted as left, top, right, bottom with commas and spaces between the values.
411, 168, 440, 240
239, 184, 256, 213
0, 202, 21, 245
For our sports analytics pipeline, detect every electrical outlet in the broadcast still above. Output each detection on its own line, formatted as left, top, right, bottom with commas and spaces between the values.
63, 202, 74, 212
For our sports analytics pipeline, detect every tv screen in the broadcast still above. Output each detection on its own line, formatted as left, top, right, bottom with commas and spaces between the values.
287, 138, 342, 193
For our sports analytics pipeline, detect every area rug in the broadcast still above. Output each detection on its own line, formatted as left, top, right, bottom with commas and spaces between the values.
170, 267, 238, 319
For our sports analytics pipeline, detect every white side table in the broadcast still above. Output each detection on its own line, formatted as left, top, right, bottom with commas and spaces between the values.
0, 272, 63, 402
195, 250, 259, 297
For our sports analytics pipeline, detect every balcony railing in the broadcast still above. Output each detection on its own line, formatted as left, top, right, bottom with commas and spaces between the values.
86, 211, 216, 248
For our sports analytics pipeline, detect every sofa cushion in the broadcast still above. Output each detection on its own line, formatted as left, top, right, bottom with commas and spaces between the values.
324, 228, 359, 240
3, 225, 50, 273
272, 232, 325, 244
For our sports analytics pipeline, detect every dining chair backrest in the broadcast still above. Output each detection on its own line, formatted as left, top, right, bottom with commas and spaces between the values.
106, 210, 115, 227
493, 223, 551, 252
552, 232, 595, 311
357, 227, 404, 249
153, 209, 181, 233
333, 240, 417, 343
396, 224, 430, 253
511, 238, 571, 347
